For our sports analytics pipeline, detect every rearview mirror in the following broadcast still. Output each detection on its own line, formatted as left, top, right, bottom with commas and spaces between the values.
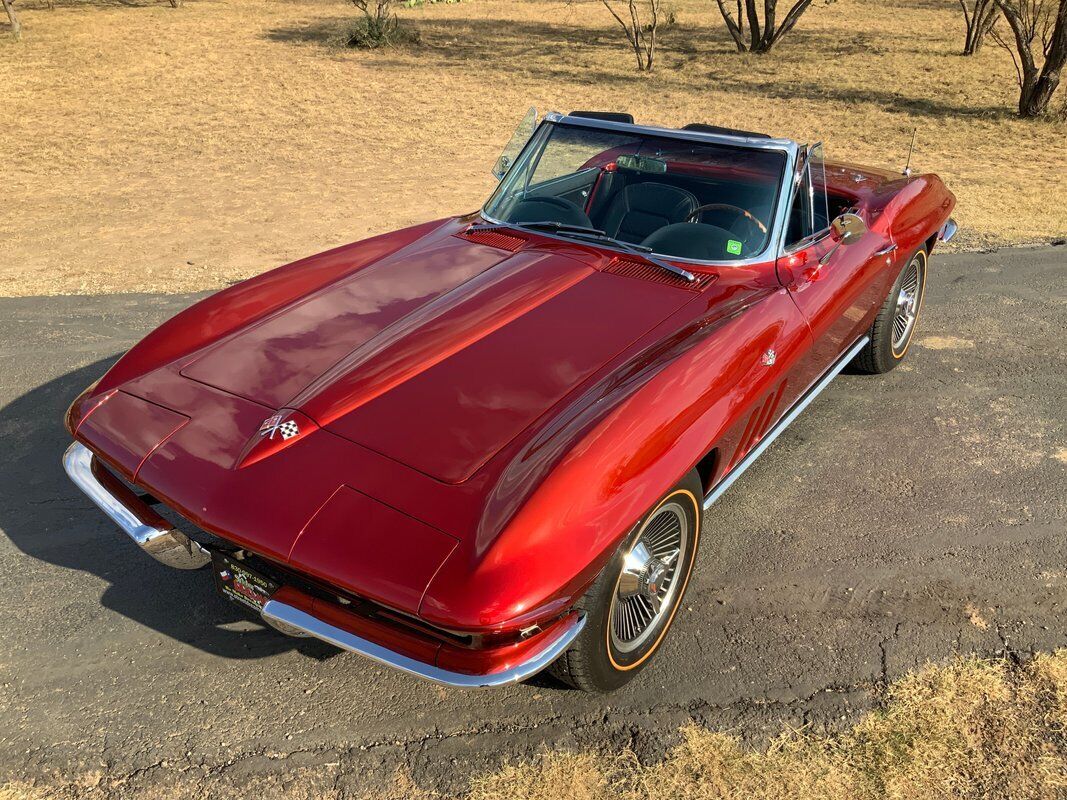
615, 154, 667, 174
830, 212, 867, 245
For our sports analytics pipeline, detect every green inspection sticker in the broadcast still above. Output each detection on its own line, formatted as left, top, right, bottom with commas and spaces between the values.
726, 239, 744, 255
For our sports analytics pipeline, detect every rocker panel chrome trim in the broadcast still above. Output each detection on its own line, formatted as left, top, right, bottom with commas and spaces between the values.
261, 600, 586, 688
703, 335, 870, 509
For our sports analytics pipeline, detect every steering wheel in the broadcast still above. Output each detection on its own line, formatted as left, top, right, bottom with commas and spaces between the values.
685, 203, 768, 245
509, 195, 593, 228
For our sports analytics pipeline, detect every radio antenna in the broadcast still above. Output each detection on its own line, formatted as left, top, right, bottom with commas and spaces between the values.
902, 128, 917, 177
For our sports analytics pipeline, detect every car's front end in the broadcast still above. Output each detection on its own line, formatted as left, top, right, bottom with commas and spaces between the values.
63, 409, 587, 687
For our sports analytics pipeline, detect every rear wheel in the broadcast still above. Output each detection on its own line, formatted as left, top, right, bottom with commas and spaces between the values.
854, 247, 927, 374
549, 471, 702, 692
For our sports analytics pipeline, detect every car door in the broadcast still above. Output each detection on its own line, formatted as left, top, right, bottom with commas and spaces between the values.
776, 144, 895, 380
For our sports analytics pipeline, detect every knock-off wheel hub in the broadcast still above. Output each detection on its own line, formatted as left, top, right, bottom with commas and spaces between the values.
617, 542, 673, 613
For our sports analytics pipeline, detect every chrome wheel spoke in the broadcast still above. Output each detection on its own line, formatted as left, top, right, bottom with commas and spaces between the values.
609, 501, 690, 653
891, 259, 923, 350
646, 592, 662, 615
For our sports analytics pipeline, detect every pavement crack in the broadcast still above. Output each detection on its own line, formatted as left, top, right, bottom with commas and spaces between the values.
879, 622, 902, 688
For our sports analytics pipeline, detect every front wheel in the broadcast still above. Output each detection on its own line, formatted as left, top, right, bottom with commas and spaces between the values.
854, 247, 928, 374
549, 471, 703, 692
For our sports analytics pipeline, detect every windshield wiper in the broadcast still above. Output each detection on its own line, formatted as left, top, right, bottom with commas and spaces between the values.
476, 220, 608, 237
474, 221, 697, 283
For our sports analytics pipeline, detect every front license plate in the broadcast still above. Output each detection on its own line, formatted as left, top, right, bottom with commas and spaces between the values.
212, 552, 279, 614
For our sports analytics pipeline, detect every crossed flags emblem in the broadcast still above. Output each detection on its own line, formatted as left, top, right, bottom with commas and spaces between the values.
259, 414, 300, 441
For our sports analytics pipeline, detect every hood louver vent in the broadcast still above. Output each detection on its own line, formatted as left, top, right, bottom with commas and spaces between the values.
457, 228, 528, 252
605, 257, 715, 291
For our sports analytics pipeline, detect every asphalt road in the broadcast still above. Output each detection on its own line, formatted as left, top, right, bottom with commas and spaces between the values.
1, 246, 1065, 797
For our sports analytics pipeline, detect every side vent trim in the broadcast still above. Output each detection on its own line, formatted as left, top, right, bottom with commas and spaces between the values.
728, 380, 788, 471
604, 257, 715, 291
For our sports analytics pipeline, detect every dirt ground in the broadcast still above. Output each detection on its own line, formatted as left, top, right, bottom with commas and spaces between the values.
1, 0, 1066, 297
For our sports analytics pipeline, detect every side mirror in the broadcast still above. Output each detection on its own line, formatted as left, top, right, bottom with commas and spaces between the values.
829, 212, 867, 245
819, 213, 867, 266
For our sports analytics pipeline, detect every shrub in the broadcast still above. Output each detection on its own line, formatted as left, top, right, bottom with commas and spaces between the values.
340, 0, 419, 48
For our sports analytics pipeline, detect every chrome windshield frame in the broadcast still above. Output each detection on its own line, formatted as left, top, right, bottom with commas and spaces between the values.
480, 113, 800, 269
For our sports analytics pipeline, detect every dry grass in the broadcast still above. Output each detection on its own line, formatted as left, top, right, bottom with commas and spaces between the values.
1, 0, 1065, 296
469, 651, 1067, 800
4, 651, 1067, 799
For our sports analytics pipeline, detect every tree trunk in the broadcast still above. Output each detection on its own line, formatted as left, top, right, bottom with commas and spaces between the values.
964, 0, 994, 54
1019, 72, 1061, 116
714, 0, 748, 51
962, 0, 997, 55
744, 0, 761, 50
761, 0, 776, 49
714, 0, 815, 54
995, 0, 1067, 117
644, 0, 658, 71
2, 0, 20, 40
751, 35, 772, 52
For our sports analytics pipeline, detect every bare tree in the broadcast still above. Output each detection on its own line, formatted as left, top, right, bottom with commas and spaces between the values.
2, 0, 20, 40
990, 0, 1067, 116
713, 0, 815, 53
959, 0, 999, 53
600, 0, 661, 71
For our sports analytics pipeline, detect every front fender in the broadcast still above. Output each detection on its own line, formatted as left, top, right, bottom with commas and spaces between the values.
419, 281, 811, 632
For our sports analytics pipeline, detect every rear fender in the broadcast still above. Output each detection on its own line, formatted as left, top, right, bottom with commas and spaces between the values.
867, 174, 956, 255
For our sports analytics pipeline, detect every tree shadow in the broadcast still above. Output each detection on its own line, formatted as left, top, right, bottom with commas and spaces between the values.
706, 73, 1008, 119
0, 357, 336, 661
262, 13, 1007, 121
262, 15, 346, 46
18, 0, 205, 9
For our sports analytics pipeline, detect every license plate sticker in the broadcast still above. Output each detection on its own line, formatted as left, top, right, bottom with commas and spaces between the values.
212, 553, 278, 613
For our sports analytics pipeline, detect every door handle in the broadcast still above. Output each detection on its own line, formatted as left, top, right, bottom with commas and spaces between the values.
875, 243, 898, 256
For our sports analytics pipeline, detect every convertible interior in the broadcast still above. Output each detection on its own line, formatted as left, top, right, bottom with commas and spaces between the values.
490, 120, 785, 261
488, 115, 856, 263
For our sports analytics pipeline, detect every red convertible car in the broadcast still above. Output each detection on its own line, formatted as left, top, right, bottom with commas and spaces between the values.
63, 111, 956, 691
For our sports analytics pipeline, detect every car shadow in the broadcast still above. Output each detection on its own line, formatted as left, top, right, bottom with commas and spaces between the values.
0, 357, 337, 661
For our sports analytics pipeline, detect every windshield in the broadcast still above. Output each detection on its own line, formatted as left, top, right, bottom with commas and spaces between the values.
483, 122, 788, 262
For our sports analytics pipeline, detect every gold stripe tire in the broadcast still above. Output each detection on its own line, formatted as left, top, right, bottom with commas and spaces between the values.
548, 471, 703, 692
854, 247, 928, 374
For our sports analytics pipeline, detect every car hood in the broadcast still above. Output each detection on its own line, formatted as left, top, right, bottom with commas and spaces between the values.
178, 231, 695, 483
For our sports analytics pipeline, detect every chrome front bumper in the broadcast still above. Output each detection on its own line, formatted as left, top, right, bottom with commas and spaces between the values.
64, 441, 585, 687
62, 442, 211, 569
262, 600, 586, 688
